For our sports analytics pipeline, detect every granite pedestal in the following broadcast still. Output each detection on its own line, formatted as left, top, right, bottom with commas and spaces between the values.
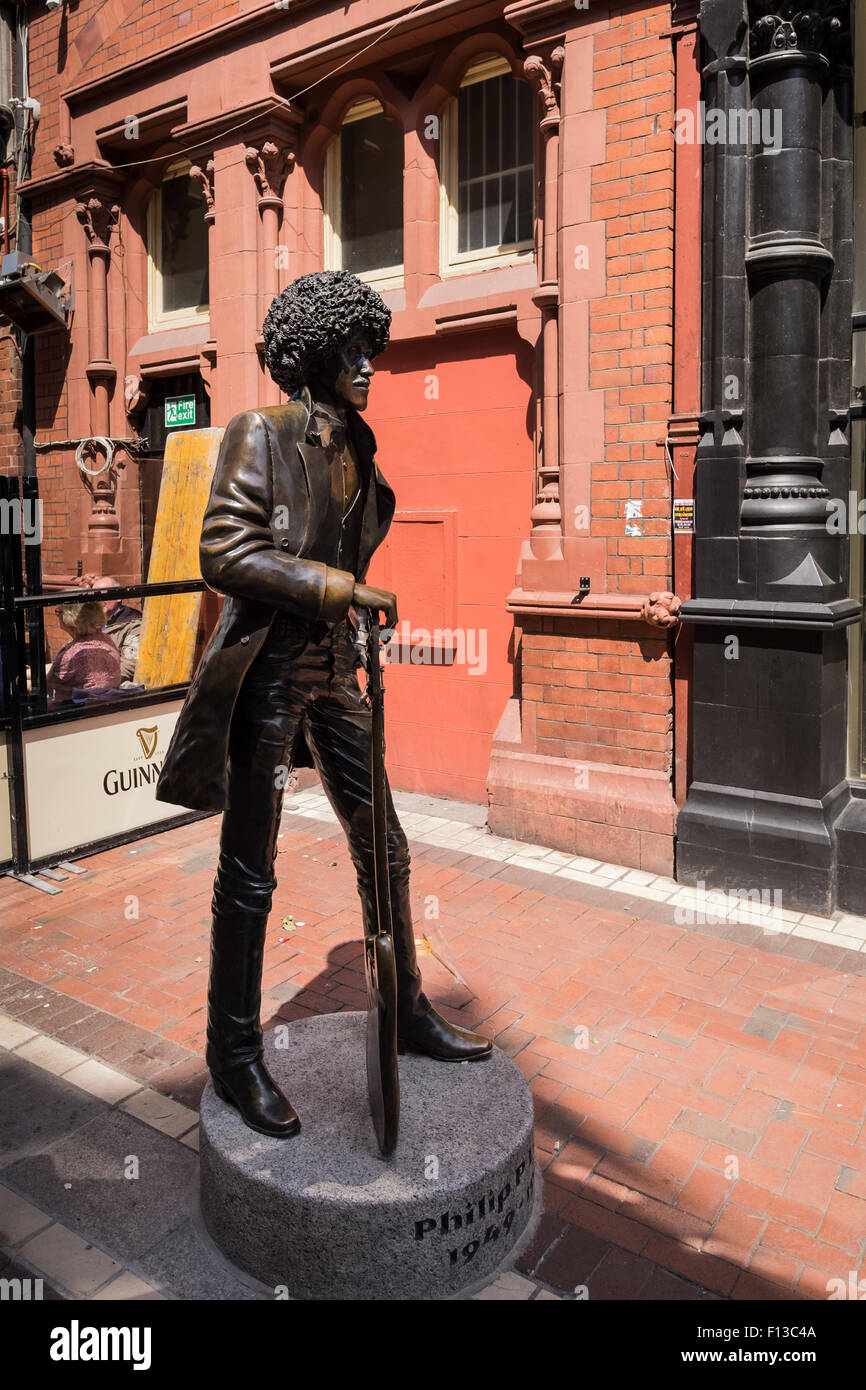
199, 1012, 537, 1299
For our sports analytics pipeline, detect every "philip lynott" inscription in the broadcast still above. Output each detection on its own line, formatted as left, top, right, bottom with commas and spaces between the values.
413, 1147, 535, 1268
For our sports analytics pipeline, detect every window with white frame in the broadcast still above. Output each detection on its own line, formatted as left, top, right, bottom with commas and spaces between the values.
440, 56, 535, 275
324, 99, 404, 288
147, 163, 209, 331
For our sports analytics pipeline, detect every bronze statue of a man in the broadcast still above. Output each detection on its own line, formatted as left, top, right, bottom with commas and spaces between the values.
156, 271, 491, 1138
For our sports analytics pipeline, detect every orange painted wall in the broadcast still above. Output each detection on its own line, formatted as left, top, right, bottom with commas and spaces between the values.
366, 329, 533, 803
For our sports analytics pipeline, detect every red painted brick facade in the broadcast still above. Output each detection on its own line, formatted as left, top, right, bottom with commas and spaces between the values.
591, 8, 675, 590
0, 338, 20, 478
1, 0, 701, 869
488, 2, 690, 874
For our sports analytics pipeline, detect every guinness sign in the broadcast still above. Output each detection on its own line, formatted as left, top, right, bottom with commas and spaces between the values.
23, 700, 190, 861
103, 724, 164, 796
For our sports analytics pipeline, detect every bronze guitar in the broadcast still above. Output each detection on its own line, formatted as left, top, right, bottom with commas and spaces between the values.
359, 608, 400, 1155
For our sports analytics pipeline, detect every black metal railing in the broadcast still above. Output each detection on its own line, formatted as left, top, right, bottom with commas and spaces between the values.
0, 473, 210, 876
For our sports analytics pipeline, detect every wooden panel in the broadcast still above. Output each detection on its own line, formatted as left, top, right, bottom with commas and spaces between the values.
134, 428, 222, 689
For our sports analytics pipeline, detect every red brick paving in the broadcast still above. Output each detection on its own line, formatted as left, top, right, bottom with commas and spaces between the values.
1, 803, 866, 1300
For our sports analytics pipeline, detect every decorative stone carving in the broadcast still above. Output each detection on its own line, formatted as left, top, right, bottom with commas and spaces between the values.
75, 437, 126, 548
749, 1, 846, 59
742, 481, 829, 502
72, 179, 124, 540
523, 46, 564, 128
640, 591, 682, 628
75, 195, 119, 253
123, 374, 150, 422
53, 143, 75, 167
521, 45, 566, 567
245, 139, 296, 206
189, 158, 216, 225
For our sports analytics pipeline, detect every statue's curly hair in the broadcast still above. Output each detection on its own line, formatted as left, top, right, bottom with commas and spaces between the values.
263, 270, 392, 395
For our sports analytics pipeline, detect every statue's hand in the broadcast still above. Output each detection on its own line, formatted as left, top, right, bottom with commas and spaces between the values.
352, 583, 398, 628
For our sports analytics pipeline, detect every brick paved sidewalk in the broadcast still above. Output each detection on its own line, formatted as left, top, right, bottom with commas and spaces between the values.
1, 787, 865, 1300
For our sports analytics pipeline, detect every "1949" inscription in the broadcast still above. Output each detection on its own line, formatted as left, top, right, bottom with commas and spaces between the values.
412, 1147, 536, 1265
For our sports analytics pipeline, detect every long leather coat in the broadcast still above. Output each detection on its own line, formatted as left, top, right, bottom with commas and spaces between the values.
155, 393, 395, 813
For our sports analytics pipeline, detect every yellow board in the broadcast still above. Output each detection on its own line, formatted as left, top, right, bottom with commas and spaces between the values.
134, 428, 223, 689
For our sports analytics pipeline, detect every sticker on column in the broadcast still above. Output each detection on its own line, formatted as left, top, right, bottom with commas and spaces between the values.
625, 498, 642, 536
673, 499, 695, 532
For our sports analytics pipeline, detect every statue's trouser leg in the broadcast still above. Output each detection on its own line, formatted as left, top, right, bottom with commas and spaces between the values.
306, 647, 492, 1060
305, 674, 428, 1026
206, 638, 308, 1076
206, 619, 486, 1078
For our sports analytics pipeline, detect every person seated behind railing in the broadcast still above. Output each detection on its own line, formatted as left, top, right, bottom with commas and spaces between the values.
47, 599, 121, 706
90, 575, 142, 683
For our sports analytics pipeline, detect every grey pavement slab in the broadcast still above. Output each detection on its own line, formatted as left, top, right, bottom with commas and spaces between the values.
136, 1218, 263, 1301
4, 1108, 196, 1261
394, 790, 488, 827
0, 1053, 106, 1167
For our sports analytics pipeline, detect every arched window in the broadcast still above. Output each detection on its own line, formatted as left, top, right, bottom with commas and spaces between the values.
324, 98, 404, 288
440, 56, 534, 275
147, 162, 209, 331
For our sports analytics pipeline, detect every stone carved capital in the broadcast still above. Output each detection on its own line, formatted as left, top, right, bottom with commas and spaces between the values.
123, 373, 150, 421
75, 194, 119, 251
245, 139, 296, 205
524, 47, 564, 128
189, 158, 216, 224
749, 1, 848, 60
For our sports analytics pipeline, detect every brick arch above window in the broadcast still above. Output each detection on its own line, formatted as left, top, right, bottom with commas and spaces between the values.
414, 39, 535, 279
413, 32, 526, 123
305, 80, 408, 291
302, 76, 409, 178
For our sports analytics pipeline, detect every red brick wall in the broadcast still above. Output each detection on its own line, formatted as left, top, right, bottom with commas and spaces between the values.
5, 0, 239, 569
1, 12, 20, 481
548, 5, 675, 781
523, 617, 672, 776
591, 5, 674, 788
489, 4, 678, 870
0, 338, 21, 477
27, 0, 238, 188
31, 193, 69, 575
591, 5, 674, 600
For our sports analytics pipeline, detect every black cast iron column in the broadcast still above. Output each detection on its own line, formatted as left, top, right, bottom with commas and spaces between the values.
677, 0, 857, 914
743, 15, 833, 531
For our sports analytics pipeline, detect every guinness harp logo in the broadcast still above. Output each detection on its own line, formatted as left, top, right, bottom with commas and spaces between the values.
136, 726, 159, 760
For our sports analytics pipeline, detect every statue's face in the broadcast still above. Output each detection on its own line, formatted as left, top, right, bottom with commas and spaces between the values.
328, 337, 374, 411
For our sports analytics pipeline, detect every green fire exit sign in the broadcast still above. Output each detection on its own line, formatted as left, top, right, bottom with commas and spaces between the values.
164, 395, 196, 427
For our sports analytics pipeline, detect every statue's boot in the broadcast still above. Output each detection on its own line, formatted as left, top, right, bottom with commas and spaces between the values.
206, 907, 300, 1138
361, 871, 493, 1062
